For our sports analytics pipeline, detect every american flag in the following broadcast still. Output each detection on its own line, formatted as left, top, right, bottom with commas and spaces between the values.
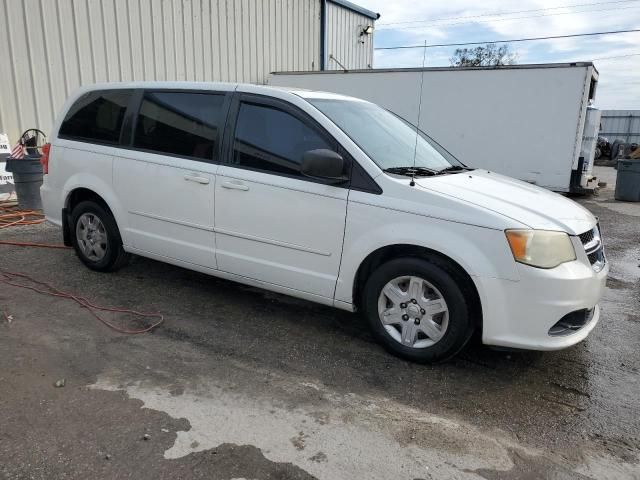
10, 141, 25, 159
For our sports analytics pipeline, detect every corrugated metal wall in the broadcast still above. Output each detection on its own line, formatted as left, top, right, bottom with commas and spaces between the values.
0, 0, 322, 143
600, 110, 640, 144
326, 2, 373, 71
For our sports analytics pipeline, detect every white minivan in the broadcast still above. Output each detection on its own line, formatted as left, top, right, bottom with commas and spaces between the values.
41, 82, 608, 362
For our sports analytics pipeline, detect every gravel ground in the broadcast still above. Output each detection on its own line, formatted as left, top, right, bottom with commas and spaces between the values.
0, 166, 638, 479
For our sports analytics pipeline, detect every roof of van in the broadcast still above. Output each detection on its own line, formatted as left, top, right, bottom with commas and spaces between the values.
73, 81, 367, 102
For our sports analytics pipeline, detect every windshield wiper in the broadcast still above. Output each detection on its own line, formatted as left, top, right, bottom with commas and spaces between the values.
436, 165, 471, 174
383, 166, 438, 177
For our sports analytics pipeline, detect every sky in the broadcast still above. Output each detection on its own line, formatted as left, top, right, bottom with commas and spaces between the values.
356, 0, 640, 109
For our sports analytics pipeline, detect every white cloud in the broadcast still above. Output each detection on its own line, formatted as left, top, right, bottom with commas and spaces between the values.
358, 0, 640, 108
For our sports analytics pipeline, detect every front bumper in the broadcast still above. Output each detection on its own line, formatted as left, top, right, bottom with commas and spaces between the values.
478, 256, 608, 351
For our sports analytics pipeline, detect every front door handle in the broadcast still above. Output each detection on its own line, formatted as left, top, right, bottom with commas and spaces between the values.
184, 173, 210, 185
221, 180, 249, 191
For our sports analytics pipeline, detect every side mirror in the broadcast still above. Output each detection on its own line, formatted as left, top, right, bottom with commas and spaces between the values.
301, 149, 348, 183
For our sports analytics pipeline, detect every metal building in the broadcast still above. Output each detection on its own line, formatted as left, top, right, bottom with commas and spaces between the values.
600, 110, 640, 144
0, 0, 378, 143
325, 0, 376, 70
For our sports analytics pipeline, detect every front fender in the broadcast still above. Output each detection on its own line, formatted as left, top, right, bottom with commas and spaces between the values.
334, 200, 520, 305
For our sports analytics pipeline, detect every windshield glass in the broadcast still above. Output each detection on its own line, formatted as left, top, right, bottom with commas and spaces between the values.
307, 98, 462, 171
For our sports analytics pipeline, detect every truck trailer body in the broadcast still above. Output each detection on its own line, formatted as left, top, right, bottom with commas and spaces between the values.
269, 62, 600, 193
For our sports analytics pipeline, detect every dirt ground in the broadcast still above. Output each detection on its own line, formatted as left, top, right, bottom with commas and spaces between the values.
1, 166, 639, 479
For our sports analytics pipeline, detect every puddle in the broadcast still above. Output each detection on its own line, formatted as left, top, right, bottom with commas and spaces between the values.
91, 374, 515, 479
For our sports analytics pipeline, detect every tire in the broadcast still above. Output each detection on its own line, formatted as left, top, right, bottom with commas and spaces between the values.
611, 140, 622, 160
70, 200, 130, 272
362, 257, 474, 363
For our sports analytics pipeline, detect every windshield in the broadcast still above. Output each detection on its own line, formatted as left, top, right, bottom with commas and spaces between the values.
307, 98, 462, 171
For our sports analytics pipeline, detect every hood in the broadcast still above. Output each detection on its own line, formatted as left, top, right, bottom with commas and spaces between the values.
415, 170, 596, 235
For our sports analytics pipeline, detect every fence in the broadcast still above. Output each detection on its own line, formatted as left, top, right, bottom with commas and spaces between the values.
600, 110, 640, 144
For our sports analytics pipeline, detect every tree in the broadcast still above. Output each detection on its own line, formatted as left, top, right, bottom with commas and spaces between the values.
449, 43, 518, 67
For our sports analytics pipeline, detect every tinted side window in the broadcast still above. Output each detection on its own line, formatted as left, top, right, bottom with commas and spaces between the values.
59, 90, 132, 144
133, 92, 225, 161
232, 102, 334, 177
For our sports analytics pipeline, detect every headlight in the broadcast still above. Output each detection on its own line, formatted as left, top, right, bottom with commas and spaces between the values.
505, 229, 576, 269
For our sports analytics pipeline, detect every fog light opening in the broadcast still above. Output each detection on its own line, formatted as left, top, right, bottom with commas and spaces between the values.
548, 308, 595, 336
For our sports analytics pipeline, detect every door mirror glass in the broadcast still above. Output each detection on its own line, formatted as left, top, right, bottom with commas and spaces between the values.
301, 149, 347, 183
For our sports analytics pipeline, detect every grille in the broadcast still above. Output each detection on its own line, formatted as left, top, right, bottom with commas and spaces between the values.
579, 229, 594, 245
578, 224, 605, 271
588, 248, 605, 265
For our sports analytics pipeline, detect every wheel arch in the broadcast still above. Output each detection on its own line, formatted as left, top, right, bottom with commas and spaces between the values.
65, 187, 113, 211
352, 244, 483, 331
63, 188, 119, 246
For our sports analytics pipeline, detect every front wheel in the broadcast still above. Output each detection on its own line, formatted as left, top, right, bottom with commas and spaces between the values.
362, 257, 474, 363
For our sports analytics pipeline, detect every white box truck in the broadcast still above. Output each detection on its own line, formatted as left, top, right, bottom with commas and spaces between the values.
269, 62, 600, 193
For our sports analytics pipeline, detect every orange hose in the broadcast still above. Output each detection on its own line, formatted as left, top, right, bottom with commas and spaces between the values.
0, 202, 157, 332
0, 200, 68, 248
0, 240, 70, 249
0, 269, 164, 334
2, 202, 163, 333
0, 202, 45, 229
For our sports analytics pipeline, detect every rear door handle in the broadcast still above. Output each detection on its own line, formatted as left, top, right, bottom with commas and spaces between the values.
221, 180, 249, 191
184, 173, 210, 185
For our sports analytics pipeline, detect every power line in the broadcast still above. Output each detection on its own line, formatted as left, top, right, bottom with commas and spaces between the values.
377, 5, 640, 30
374, 29, 640, 50
591, 52, 640, 60
377, 0, 639, 26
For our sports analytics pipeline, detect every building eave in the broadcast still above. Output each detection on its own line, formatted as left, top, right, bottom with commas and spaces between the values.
327, 0, 380, 20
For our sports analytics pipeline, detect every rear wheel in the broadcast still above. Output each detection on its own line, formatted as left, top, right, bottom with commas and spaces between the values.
70, 200, 130, 272
362, 257, 474, 363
